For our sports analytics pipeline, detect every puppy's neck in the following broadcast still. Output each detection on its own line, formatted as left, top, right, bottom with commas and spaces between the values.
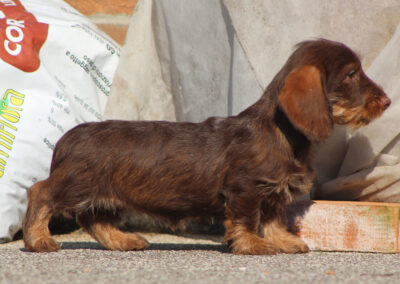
273, 107, 311, 161
237, 93, 311, 162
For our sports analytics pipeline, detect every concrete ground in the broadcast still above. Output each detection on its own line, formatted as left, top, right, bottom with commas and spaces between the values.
1, 230, 400, 284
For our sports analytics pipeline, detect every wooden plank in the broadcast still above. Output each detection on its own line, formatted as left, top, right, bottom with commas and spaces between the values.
287, 200, 400, 253
64, 0, 138, 15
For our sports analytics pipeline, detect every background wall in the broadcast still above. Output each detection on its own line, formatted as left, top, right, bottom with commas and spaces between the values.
64, 0, 138, 45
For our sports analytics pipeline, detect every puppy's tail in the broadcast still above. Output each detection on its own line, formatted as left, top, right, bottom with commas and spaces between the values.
23, 180, 60, 252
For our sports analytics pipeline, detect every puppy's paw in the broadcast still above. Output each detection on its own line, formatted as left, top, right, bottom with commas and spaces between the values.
231, 235, 279, 255
105, 233, 150, 251
233, 244, 279, 255
125, 233, 150, 251
279, 237, 309, 254
26, 237, 60, 253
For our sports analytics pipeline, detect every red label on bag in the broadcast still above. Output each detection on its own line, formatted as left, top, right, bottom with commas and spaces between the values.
0, 0, 49, 72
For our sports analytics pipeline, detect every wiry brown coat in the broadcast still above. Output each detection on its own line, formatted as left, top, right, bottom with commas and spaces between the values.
23, 39, 390, 254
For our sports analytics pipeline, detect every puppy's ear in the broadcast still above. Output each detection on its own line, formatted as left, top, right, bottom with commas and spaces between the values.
278, 65, 333, 142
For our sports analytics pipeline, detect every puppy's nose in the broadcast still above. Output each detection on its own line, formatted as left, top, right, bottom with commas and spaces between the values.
381, 95, 391, 109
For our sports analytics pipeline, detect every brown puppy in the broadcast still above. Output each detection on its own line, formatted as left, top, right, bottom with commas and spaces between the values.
23, 39, 390, 254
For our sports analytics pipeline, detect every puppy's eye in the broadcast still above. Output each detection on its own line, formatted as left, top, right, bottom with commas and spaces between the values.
347, 70, 357, 78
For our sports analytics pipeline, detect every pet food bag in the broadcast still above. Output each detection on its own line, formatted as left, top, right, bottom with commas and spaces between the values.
0, 0, 120, 242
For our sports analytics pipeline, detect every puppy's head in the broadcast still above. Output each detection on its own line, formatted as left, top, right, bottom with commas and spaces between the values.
278, 39, 390, 142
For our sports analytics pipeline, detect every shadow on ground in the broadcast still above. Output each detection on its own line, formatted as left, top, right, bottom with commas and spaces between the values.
22, 241, 230, 253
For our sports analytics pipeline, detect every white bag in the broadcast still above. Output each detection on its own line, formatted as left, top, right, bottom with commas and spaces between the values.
0, 0, 120, 242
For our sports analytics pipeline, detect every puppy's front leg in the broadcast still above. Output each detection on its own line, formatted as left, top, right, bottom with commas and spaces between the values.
260, 204, 309, 254
223, 193, 279, 255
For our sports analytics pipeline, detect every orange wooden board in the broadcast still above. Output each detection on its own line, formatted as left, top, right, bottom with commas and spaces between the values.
287, 201, 400, 253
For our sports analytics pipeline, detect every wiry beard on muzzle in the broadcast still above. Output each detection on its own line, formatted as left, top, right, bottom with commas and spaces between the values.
332, 104, 370, 128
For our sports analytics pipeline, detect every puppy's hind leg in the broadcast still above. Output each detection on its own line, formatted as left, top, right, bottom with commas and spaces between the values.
77, 210, 149, 251
23, 180, 60, 252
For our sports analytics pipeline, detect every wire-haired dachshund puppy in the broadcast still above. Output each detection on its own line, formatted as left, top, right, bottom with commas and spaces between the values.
23, 39, 390, 254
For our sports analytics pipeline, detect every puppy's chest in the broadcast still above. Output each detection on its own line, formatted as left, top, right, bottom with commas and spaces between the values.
254, 158, 314, 199
282, 169, 314, 195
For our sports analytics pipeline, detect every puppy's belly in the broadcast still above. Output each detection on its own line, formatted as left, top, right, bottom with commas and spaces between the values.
124, 184, 226, 221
